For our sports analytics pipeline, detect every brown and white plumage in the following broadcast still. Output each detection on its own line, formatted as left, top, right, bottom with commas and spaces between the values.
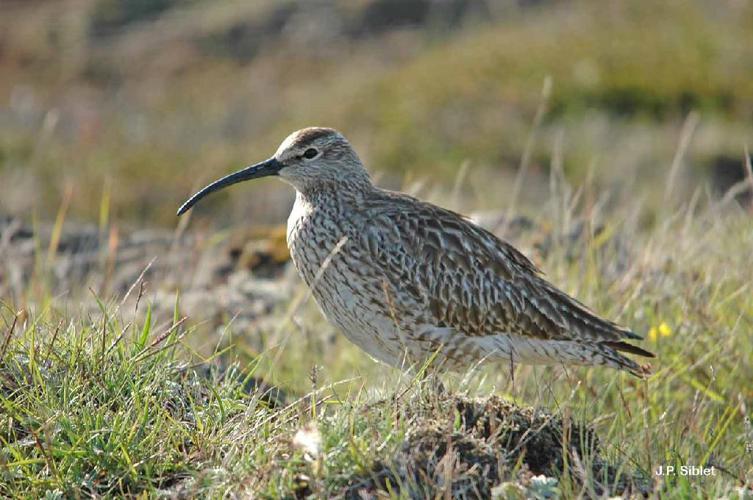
179, 127, 654, 377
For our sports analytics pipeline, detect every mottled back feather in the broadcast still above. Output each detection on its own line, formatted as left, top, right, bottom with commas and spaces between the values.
359, 189, 648, 348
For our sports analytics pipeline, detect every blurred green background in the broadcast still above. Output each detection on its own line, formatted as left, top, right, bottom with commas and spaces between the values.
1, 0, 752, 227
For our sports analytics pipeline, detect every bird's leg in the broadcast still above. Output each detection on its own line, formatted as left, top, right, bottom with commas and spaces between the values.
509, 354, 516, 397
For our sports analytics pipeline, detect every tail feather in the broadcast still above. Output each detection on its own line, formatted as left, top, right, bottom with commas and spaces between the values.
542, 281, 646, 342
598, 342, 654, 378
620, 329, 644, 340
602, 341, 655, 358
480, 335, 654, 378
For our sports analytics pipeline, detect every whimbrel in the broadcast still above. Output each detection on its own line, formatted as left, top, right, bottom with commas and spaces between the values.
178, 127, 653, 376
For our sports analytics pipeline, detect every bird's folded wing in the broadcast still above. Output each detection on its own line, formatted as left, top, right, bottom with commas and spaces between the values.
359, 192, 640, 344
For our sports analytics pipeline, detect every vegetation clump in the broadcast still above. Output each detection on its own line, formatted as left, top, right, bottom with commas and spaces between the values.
343, 394, 647, 498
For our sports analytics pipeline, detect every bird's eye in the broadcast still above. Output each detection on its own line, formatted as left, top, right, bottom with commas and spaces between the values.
303, 148, 319, 159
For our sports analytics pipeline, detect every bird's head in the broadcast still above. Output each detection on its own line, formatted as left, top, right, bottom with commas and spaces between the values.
177, 127, 370, 216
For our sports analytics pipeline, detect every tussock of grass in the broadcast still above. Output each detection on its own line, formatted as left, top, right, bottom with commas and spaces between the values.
0, 304, 280, 497
342, 394, 648, 498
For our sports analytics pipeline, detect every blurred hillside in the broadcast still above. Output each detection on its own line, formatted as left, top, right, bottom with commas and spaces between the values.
1, 0, 752, 226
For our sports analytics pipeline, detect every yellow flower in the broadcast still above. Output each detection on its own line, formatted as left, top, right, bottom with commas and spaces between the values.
648, 322, 672, 342
659, 322, 672, 337
648, 327, 658, 342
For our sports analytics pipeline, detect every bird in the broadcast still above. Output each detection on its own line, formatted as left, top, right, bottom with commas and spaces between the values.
178, 127, 654, 377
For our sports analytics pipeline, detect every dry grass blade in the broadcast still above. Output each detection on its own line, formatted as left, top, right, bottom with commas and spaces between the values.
664, 111, 700, 202
0, 310, 21, 360
498, 75, 552, 236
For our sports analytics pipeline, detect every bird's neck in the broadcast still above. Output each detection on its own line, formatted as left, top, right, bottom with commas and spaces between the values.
287, 185, 365, 246
296, 179, 373, 207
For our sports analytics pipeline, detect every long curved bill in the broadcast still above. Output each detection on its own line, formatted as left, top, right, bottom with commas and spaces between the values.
177, 158, 282, 216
